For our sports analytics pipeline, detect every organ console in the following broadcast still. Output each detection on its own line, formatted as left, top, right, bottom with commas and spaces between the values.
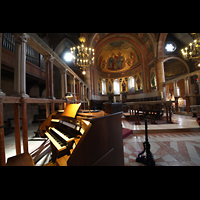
39, 103, 124, 166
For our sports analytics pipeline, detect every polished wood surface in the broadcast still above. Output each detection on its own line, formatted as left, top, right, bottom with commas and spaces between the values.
14, 104, 21, 155
77, 110, 105, 119
6, 152, 34, 166
39, 111, 62, 137
65, 112, 124, 166
44, 111, 124, 166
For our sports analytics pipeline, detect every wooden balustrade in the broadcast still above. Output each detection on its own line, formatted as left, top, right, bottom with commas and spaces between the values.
0, 96, 67, 166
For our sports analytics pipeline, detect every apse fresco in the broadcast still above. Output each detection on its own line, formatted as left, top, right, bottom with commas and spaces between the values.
96, 40, 140, 73
94, 33, 156, 94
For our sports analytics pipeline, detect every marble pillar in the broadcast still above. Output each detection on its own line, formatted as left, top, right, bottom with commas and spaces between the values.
43, 55, 55, 99
184, 77, 189, 95
156, 58, 166, 99
12, 33, 30, 97
173, 81, 177, 97
60, 68, 68, 99
73, 77, 76, 95
84, 66, 91, 100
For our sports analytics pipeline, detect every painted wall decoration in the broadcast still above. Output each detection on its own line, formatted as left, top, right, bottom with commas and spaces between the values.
96, 40, 141, 74
98, 71, 143, 95
134, 72, 143, 91
150, 65, 157, 91
92, 33, 154, 63
92, 33, 156, 95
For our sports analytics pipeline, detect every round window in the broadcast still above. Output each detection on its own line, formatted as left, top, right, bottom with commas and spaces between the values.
165, 42, 177, 52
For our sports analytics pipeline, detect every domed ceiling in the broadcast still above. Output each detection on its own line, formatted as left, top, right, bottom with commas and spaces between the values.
90, 33, 157, 94
94, 33, 154, 79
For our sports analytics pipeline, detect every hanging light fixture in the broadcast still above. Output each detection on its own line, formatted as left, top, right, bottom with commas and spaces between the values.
181, 33, 200, 66
70, 36, 95, 75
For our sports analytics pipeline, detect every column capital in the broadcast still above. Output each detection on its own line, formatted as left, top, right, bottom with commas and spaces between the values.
59, 68, 67, 74
156, 56, 168, 63
12, 33, 30, 43
43, 55, 54, 63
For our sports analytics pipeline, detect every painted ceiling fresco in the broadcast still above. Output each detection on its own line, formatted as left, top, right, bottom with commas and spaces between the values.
96, 39, 141, 74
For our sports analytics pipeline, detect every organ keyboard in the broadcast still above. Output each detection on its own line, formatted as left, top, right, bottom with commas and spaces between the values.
40, 103, 124, 166
45, 119, 91, 154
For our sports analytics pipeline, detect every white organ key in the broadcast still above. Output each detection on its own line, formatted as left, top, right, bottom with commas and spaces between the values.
45, 132, 66, 151
50, 127, 74, 142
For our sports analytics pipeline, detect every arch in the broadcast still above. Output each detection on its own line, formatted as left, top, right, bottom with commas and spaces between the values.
89, 33, 99, 48
128, 76, 135, 93
94, 33, 149, 93
163, 56, 190, 73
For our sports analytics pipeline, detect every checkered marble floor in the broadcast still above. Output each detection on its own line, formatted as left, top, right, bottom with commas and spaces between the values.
123, 132, 200, 166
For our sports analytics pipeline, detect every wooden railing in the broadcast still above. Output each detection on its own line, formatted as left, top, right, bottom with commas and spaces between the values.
0, 96, 67, 166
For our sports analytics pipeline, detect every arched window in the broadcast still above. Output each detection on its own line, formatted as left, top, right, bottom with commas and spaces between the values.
101, 79, 107, 95
113, 79, 120, 94
177, 86, 180, 96
128, 76, 135, 93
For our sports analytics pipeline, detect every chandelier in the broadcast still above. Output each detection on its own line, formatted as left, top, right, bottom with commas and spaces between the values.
181, 33, 200, 66
70, 36, 95, 75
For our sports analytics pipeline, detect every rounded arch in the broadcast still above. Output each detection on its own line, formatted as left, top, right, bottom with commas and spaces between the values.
163, 56, 190, 73
128, 76, 135, 92
89, 33, 99, 48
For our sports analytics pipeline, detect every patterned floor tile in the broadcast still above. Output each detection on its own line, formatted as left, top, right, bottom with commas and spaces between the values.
123, 131, 200, 166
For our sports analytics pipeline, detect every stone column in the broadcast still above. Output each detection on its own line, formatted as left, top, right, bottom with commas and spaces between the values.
184, 77, 189, 95
12, 33, 30, 97
197, 73, 200, 94
85, 66, 91, 100
156, 58, 165, 99
0, 33, 5, 96
82, 84, 85, 100
60, 68, 68, 99
64, 70, 68, 95
78, 81, 81, 100
173, 81, 177, 97
43, 55, 55, 99
84, 85, 86, 98
70, 75, 73, 93
73, 77, 76, 95
49, 56, 55, 99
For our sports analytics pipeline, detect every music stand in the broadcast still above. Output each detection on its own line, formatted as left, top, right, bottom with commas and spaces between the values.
135, 115, 155, 166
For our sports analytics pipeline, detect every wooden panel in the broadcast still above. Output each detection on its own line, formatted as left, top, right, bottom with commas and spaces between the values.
14, 104, 21, 155
68, 112, 124, 166
21, 99, 28, 153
